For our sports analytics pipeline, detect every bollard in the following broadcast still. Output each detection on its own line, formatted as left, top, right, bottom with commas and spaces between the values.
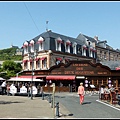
55, 102, 59, 117
51, 97, 53, 108
42, 92, 44, 100
49, 94, 51, 103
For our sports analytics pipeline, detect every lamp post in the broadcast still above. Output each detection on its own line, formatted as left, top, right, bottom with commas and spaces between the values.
16, 70, 23, 78
28, 49, 38, 100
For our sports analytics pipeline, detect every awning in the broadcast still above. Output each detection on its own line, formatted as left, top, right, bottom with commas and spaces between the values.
7, 76, 45, 82
23, 60, 28, 63
46, 75, 75, 80
56, 57, 62, 61
116, 67, 120, 70
18, 76, 45, 79
40, 57, 46, 60
35, 58, 40, 61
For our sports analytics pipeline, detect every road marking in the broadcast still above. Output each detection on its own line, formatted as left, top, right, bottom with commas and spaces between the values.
96, 100, 120, 111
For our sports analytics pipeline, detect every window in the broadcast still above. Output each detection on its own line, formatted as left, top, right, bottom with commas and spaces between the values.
65, 40, 71, 53
90, 47, 93, 57
35, 58, 41, 69
29, 40, 34, 53
23, 60, 28, 70
23, 42, 28, 54
37, 36, 44, 51
41, 57, 47, 69
72, 42, 77, 54
82, 45, 87, 56
56, 57, 62, 65
29, 59, 34, 70
56, 37, 63, 51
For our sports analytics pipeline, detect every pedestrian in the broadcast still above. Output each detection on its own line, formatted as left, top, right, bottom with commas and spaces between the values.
104, 85, 110, 100
100, 84, 105, 100
6, 83, 10, 96
77, 82, 85, 105
1, 80, 6, 95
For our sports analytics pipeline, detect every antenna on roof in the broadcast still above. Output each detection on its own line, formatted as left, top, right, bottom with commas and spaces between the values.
46, 20, 49, 31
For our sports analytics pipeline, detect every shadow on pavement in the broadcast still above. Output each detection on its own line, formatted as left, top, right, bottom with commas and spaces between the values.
82, 101, 91, 105
0, 101, 24, 104
59, 113, 74, 118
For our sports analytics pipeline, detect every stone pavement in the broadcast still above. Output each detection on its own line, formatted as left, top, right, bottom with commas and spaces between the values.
0, 94, 74, 119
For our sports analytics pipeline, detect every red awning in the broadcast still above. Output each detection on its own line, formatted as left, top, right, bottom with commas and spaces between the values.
56, 57, 62, 61
23, 60, 28, 63
46, 75, 75, 80
29, 59, 33, 62
40, 57, 46, 60
116, 67, 120, 70
35, 58, 40, 61
57, 39, 63, 43
18, 76, 46, 79
66, 41, 71, 46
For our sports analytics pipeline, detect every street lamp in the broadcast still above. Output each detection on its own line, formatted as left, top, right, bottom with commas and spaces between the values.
28, 49, 38, 100
16, 70, 24, 78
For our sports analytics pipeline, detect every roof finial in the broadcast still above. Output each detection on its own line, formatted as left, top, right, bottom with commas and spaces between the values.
46, 20, 49, 31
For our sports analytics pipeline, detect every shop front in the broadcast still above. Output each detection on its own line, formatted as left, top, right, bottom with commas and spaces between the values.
21, 60, 120, 92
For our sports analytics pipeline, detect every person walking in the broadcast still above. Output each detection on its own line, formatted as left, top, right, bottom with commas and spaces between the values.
77, 82, 85, 105
1, 80, 6, 95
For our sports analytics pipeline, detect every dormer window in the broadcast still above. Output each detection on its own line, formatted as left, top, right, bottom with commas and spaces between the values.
37, 36, 44, 51
29, 40, 34, 53
65, 40, 71, 53
89, 47, 93, 57
56, 37, 63, 51
23, 41, 29, 54
82, 45, 87, 56
72, 42, 77, 54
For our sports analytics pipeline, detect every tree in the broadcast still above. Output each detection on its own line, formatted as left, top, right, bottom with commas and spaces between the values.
1, 60, 22, 79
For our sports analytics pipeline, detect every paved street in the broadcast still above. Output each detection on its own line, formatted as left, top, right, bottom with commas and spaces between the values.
0, 92, 120, 119
0, 94, 73, 119
54, 92, 120, 118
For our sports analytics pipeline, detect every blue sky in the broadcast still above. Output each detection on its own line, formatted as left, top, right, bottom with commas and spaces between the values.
0, 1, 120, 50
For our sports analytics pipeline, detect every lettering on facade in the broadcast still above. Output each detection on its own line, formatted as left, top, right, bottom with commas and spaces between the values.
49, 63, 109, 76
72, 63, 88, 67
97, 72, 107, 75
51, 72, 62, 74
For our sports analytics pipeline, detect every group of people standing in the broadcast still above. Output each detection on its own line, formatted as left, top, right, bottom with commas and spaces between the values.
100, 84, 116, 100
0, 80, 43, 96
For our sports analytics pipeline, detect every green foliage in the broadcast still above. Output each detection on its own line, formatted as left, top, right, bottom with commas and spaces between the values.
0, 47, 23, 79
1, 60, 22, 78
0, 47, 22, 60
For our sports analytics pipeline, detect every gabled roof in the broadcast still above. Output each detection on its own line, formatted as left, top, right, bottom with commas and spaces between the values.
76, 33, 98, 43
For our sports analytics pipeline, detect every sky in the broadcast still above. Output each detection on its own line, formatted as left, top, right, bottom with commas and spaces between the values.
0, 1, 120, 50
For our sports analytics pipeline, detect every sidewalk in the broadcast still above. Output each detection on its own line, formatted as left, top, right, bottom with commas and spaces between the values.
0, 95, 74, 119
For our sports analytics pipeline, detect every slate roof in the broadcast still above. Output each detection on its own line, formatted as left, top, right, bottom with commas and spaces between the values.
100, 61, 120, 70
76, 33, 98, 44
30, 30, 84, 46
